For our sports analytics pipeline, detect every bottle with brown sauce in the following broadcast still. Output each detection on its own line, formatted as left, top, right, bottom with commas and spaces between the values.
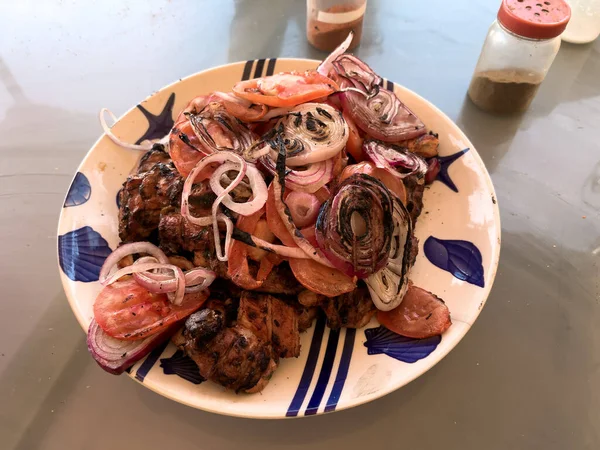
468, 0, 571, 114
306, 0, 366, 52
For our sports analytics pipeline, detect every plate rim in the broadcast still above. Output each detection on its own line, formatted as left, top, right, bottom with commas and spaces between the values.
57, 58, 501, 419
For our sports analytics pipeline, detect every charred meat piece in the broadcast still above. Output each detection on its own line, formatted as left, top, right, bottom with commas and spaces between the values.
296, 303, 318, 332
237, 291, 300, 358
158, 208, 229, 277
136, 144, 172, 173
299, 282, 376, 329
403, 174, 425, 223
159, 208, 212, 254
399, 133, 440, 159
254, 262, 304, 295
118, 162, 184, 243
173, 302, 277, 393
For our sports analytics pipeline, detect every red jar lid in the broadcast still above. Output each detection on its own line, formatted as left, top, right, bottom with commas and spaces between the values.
497, 0, 571, 39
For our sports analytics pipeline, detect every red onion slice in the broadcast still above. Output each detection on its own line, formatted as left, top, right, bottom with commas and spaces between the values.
99, 108, 158, 151
99, 242, 169, 285
259, 156, 333, 194
340, 89, 427, 142
331, 54, 382, 94
363, 139, 428, 180
365, 197, 414, 311
315, 173, 394, 278
209, 162, 268, 216
272, 137, 335, 268
188, 103, 256, 155
317, 31, 354, 77
273, 103, 348, 167
181, 151, 247, 261
286, 191, 322, 228
105, 262, 186, 306
87, 319, 177, 375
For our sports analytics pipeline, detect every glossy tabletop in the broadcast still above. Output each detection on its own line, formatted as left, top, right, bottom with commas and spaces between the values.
1, 1, 599, 449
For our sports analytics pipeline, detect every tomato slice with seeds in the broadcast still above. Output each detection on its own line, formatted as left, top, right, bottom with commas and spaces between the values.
232, 71, 339, 107
93, 278, 208, 340
377, 285, 452, 339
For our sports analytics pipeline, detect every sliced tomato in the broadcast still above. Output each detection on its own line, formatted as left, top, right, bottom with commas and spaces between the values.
228, 208, 276, 290
340, 161, 407, 206
377, 285, 452, 339
246, 219, 276, 262
94, 278, 208, 340
232, 71, 339, 107
289, 258, 356, 298
343, 110, 366, 162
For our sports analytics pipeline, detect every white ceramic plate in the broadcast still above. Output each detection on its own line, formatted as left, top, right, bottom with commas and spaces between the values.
57, 58, 501, 419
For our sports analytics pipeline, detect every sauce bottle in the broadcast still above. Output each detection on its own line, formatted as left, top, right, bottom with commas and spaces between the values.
306, 0, 367, 52
468, 0, 571, 114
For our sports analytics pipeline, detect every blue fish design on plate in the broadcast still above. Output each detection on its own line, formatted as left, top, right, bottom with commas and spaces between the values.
424, 236, 485, 287
64, 172, 91, 207
160, 350, 205, 385
364, 327, 441, 363
58, 226, 112, 282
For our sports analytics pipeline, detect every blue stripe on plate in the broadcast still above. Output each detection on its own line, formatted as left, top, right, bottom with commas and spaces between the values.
135, 341, 169, 383
266, 58, 277, 76
324, 328, 356, 413
253, 58, 266, 78
304, 327, 341, 416
241, 60, 254, 81
386, 79, 394, 92
286, 316, 326, 417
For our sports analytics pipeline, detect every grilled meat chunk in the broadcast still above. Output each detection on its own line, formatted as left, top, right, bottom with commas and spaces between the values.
403, 175, 425, 223
255, 262, 304, 295
158, 208, 229, 277
173, 302, 277, 393
296, 303, 318, 332
298, 282, 376, 329
237, 291, 300, 359
137, 144, 172, 173
118, 162, 184, 243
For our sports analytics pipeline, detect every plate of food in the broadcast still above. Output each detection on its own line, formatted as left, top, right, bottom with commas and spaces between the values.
57, 34, 500, 418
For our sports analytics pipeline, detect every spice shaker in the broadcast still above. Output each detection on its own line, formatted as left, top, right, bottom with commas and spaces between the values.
468, 0, 571, 114
306, 0, 366, 52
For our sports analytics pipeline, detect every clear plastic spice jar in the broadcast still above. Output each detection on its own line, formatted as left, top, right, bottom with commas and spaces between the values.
468, 0, 571, 114
306, 0, 367, 52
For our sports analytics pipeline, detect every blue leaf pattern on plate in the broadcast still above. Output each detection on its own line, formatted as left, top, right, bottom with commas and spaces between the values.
424, 236, 485, 287
58, 226, 112, 282
364, 327, 441, 363
64, 172, 91, 207
160, 350, 205, 385
436, 148, 469, 192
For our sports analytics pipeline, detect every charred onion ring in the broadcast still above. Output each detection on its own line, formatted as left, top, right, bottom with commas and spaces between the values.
315, 173, 394, 278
